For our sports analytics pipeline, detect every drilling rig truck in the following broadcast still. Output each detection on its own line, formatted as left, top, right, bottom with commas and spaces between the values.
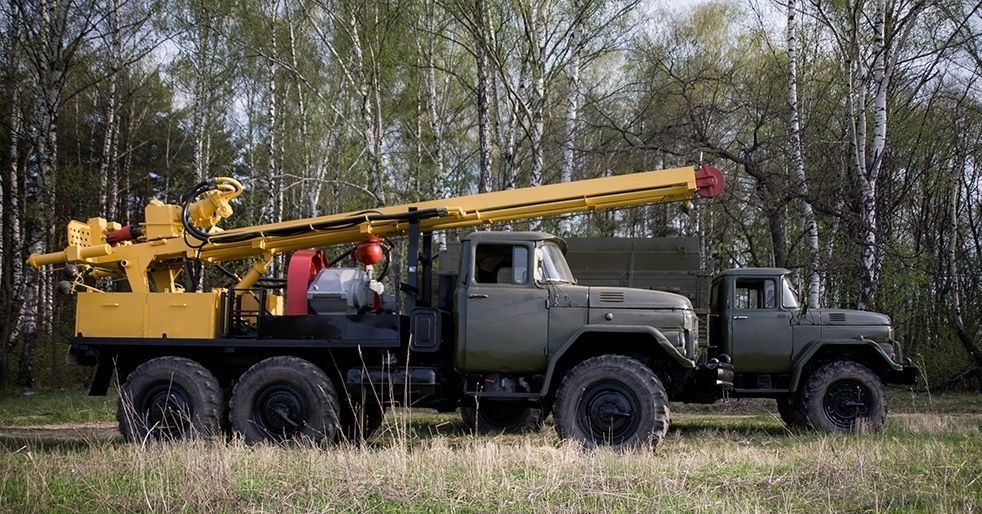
29, 166, 725, 448
28, 163, 916, 448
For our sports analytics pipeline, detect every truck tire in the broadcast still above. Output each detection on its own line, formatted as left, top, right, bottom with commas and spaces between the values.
229, 356, 340, 444
460, 402, 543, 434
117, 356, 223, 442
776, 396, 808, 429
553, 355, 670, 449
801, 361, 887, 433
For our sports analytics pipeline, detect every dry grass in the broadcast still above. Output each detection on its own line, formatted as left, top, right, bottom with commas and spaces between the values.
1, 405, 980, 513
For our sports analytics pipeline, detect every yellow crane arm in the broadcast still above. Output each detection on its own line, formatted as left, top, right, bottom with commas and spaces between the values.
28, 165, 723, 294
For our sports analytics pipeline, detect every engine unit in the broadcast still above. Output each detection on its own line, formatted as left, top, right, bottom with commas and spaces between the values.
306, 268, 387, 314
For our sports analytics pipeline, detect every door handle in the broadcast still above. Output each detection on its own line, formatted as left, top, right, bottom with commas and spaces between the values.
732, 315, 748, 320
468, 293, 489, 299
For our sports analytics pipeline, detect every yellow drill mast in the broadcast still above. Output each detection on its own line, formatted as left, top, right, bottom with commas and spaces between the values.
28, 165, 723, 339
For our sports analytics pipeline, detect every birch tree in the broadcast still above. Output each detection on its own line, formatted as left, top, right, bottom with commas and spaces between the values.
98, 0, 122, 219
444, 0, 497, 193
808, 0, 928, 309
947, 104, 982, 373
557, 25, 579, 235
13, 0, 106, 386
787, 0, 820, 307
171, 0, 235, 181
0, 2, 24, 385
474, 0, 494, 193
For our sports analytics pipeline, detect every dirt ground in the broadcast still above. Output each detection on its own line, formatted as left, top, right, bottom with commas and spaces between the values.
0, 423, 118, 441
1, 411, 978, 443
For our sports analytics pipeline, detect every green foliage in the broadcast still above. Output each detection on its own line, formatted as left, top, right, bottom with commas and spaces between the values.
2, 0, 981, 387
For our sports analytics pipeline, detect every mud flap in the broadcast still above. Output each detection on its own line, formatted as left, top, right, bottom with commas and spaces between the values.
88, 359, 113, 396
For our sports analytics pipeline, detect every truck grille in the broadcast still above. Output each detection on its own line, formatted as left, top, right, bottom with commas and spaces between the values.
599, 291, 624, 303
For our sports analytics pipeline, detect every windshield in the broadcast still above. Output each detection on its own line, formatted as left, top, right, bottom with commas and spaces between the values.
535, 242, 575, 283
782, 278, 800, 309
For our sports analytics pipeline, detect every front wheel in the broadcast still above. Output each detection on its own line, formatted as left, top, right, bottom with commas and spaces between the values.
229, 356, 340, 444
460, 401, 543, 434
553, 355, 670, 449
801, 361, 887, 433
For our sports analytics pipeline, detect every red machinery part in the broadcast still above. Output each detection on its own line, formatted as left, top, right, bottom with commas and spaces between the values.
106, 225, 142, 245
286, 249, 325, 315
695, 165, 725, 198
353, 237, 384, 266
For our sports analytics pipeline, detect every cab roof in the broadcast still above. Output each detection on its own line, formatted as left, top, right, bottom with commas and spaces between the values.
462, 231, 566, 250
718, 267, 791, 277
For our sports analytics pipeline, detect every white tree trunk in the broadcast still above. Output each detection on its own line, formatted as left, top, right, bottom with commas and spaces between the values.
420, 0, 447, 195
266, 15, 282, 225
99, 79, 119, 219
191, 19, 211, 181
492, 59, 524, 191
3, 26, 24, 359
475, 0, 493, 194
948, 110, 982, 368
527, 4, 545, 231
348, 9, 385, 205
558, 23, 580, 237
287, 18, 314, 216
98, 0, 121, 220
787, 0, 820, 308
857, 0, 888, 310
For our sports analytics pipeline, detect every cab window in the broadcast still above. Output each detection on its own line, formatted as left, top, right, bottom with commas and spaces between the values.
474, 244, 529, 284
534, 242, 575, 283
734, 278, 776, 309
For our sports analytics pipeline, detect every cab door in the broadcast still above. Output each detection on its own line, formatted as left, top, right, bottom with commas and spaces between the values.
458, 243, 549, 373
728, 276, 794, 373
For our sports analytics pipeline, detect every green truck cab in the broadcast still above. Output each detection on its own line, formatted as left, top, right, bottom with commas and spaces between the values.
706, 268, 918, 431
561, 237, 919, 432
448, 231, 733, 446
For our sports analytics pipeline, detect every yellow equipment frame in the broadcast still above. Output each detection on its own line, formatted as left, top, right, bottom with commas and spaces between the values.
28, 165, 722, 338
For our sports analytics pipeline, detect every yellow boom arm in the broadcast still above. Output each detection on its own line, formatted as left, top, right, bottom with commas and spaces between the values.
28, 165, 723, 294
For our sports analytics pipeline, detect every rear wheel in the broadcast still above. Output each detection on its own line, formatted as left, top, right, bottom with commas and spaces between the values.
801, 361, 887, 433
229, 356, 340, 444
117, 356, 223, 442
460, 401, 543, 434
553, 355, 670, 449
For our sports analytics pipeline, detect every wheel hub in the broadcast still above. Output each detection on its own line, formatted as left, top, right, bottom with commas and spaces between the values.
578, 380, 641, 443
823, 379, 872, 430
140, 383, 193, 438
255, 383, 307, 438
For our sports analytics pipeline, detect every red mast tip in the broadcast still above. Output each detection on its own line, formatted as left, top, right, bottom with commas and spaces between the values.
695, 165, 724, 198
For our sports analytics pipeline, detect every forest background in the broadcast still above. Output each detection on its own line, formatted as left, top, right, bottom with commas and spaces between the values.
0, 0, 980, 391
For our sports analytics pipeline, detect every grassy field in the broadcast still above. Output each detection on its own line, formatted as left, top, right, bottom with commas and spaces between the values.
0, 389, 979, 512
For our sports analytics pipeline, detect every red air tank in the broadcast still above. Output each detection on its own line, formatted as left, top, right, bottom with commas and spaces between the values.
353, 237, 384, 266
